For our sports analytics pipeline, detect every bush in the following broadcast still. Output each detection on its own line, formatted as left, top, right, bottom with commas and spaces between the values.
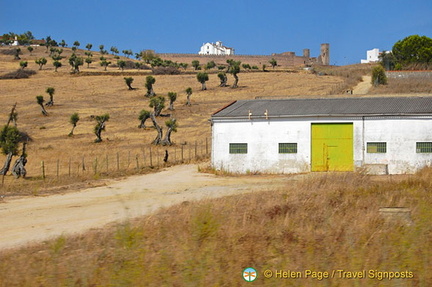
152, 66, 181, 75
371, 65, 388, 86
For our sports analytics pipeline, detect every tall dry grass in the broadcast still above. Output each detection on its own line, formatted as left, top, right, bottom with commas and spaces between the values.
370, 77, 432, 94
0, 169, 431, 286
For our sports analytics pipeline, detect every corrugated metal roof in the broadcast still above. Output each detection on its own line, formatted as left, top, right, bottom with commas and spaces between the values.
211, 97, 432, 119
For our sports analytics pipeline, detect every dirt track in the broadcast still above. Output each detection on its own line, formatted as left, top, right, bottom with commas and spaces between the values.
0, 164, 293, 250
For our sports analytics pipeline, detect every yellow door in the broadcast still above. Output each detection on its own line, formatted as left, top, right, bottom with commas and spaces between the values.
311, 123, 353, 171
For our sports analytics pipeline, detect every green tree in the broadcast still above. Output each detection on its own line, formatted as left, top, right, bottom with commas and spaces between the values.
145, 75, 156, 97
192, 60, 200, 70
93, 114, 110, 143
149, 96, 165, 116
110, 46, 119, 55
27, 46, 33, 55
0, 125, 21, 176
99, 56, 111, 71
73, 41, 80, 48
59, 40, 67, 47
53, 60, 62, 72
392, 35, 432, 69
117, 60, 126, 71
122, 49, 133, 58
86, 43, 93, 51
124, 77, 134, 90
19, 61, 28, 70
218, 72, 227, 87
14, 48, 21, 60
185, 87, 193, 106
36, 95, 48, 116
161, 118, 177, 146
35, 57, 47, 70
371, 65, 388, 86
269, 58, 277, 69
197, 72, 209, 90
227, 59, 241, 88
167, 92, 177, 110
138, 110, 151, 128
45, 87, 55, 106
69, 113, 80, 136
206, 61, 216, 70
85, 57, 93, 68
69, 54, 83, 73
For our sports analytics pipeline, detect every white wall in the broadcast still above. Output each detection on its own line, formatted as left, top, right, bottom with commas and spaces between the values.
211, 116, 432, 174
361, 48, 380, 63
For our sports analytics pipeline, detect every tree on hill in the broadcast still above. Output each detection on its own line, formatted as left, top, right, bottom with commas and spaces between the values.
161, 118, 177, 146
206, 61, 216, 70
45, 87, 55, 106
99, 44, 108, 55
69, 54, 84, 73
145, 75, 156, 97
197, 72, 209, 90
0, 104, 23, 176
27, 46, 33, 55
19, 61, 28, 70
227, 59, 241, 88
185, 87, 193, 106
192, 60, 200, 70
86, 43, 93, 51
93, 114, 110, 143
14, 48, 21, 60
117, 60, 126, 71
138, 109, 151, 128
149, 96, 165, 116
68, 113, 79, 136
122, 49, 133, 58
392, 35, 432, 70
218, 72, 227, 87
167, 92, 177, 110
59, 40, 67, 47
35, 57, 47, 70
124, 77, 134, 90
269, 58, 277, 69
150, 113, 163, 145
141, 50, 157, 64
99, 56, 111, 71
110, 46, 119, 55
73, 41, 80, 49
85, 57, 93, 68
36, 96, 48, 116
53, 60, 62, 72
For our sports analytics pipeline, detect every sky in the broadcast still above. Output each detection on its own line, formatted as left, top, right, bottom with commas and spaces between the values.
1, 0, 431, 65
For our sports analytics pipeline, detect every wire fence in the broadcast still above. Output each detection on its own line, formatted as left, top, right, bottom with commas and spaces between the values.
35, 139, 210, 179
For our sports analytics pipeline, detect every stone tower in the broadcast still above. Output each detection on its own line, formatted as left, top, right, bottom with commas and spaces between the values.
320, 43, 330, 65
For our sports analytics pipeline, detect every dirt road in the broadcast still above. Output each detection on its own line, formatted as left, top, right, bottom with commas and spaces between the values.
0, 164, 292, 250
353, 75, 372, 95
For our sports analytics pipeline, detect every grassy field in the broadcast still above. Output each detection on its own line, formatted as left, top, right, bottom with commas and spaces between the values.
0, 168, 431, 286
0, 46, 348, 194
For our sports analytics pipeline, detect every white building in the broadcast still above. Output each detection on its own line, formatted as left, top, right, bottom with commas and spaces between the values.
211, 97, 432, 174
198, 41, 234, 55
361, 48, 380, 63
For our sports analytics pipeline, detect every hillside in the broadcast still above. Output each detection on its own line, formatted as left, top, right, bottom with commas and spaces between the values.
0, 46, 346, 193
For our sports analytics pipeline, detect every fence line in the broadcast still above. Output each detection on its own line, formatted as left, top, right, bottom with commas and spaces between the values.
33, 139, 211, 179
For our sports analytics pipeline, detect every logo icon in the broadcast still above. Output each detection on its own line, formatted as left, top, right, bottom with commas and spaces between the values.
243, 267, 257, 282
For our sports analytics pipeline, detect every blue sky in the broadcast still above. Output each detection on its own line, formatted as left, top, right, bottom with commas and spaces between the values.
1, 0, 431, 65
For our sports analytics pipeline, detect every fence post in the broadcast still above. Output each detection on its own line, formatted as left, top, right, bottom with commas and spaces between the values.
149, 146, 153, 166
56, 159, 59, 178
206, 138, 208, 155
195, 141, 197, 159
41, 160, 45, 179
181, 145, 184, 162
106, 154, 109, 172
82, 156, 86, 171
68, 158, 71, 177
136, 154, 139, 170
94, 157, 98, 175
117, 152, 120, 171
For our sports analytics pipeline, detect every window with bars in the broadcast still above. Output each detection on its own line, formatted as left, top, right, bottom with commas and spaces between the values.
229, 143, 247, 154
416, 142, 432, 153
279, 143, 297, 154
367, 142, 387, 153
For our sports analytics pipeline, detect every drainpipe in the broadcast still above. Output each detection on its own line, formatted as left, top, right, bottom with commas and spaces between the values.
362, 116, 365, 167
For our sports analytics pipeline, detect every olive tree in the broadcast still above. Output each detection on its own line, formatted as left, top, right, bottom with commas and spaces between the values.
36, 96, 48, 116
227, 59, 241, 88
45, 87, 55, 106
145, 75, 156, 97
185, 87, 192, 106
35, 57, 47, 70
161, 118, 177, 146
167, 92, 177, 110
218, 72, 227, 87
69, 113, 79, 136
197, 72, 209, 90
138, 109, 151, 128
149, 96, 165, 116
124, 77, 134, 90
93, 114, 110, 143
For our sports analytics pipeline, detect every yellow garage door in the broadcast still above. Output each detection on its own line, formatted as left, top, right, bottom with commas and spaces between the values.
311, 123, 353, 172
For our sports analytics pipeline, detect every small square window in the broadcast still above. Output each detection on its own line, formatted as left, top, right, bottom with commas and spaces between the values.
229, 143, 247, 154
416, 142, 432, 153
367, 142, 386, 153
279, 143, 297, 154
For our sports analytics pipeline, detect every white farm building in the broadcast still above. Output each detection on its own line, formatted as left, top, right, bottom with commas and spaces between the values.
198, 41, 234, 55
210, 97, 432, 174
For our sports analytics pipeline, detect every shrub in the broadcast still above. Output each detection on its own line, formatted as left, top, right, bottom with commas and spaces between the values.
371, 65, 388, 86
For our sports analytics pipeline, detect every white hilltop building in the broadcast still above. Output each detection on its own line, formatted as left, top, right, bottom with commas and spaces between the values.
198, 41, 235, 55
361, 48, 380, 63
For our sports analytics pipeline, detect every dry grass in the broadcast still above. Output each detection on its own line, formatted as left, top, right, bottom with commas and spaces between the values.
0, 168, 431, 286
0, 46, 345, 195
370, 77, 432, 94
